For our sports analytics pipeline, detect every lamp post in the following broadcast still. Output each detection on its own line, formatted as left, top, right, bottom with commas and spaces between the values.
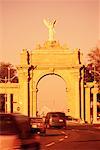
8, 67, 10, 83
4, 77, 7, 112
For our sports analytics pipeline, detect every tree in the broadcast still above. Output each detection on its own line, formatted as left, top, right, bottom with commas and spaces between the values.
87, 46, 100, 84
84, 63, 94, 83
0, 62, 18, 83
85, 45, 100, 117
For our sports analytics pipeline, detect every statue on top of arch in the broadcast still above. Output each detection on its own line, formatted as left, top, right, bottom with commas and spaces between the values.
43, 18, 56, 41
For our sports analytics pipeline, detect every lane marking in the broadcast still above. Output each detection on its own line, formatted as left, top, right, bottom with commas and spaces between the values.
72, 129, 79, 131
95, 127, 100, 129
65, 135, 68, 139
59, 138, 64, 142
88, 131, 95, 133
61, 131, 66, 134
46, 142, 55, 147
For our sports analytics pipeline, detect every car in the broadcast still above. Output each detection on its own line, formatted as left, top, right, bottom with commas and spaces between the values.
66, 115, 82, 124
0, 113, 40, 150
45, 112, 66, 128
30, 117, 46, 136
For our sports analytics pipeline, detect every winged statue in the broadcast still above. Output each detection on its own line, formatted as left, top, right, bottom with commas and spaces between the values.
43, 19, 56, 41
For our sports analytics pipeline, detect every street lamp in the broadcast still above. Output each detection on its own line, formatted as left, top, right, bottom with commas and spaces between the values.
0, 75, 18, 83
8, 67, 10, 83
0, 65, 18, 83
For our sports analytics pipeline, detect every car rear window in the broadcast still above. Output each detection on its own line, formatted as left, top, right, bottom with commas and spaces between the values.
30, 118, 43, 123
0, 115, 17, 135
50, 113, 65, 117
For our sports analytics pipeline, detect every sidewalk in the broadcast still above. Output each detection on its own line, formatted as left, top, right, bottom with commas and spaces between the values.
67, 120, 100, 126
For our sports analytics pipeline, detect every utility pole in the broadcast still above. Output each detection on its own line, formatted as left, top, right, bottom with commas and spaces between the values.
8, 67, 10, 83
5, 77, 7, 113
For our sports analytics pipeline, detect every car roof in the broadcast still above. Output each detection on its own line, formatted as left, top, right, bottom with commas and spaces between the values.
0, 113, 29, 122
46, 112, 65, 114
30, 117, 42, 119
0, 112, 22, 115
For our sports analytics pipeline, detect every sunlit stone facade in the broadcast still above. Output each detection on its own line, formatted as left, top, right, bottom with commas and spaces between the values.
16, 40, 84, 119
0, 32, 99, 123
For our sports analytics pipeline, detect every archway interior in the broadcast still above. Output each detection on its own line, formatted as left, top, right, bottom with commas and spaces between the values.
37, 74, 67, 116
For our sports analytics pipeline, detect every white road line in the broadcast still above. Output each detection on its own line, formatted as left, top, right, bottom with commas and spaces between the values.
95, 127, 100, 129
61, 131, 66, 134
46, 142, 55, 147
64, 135, 68, 138
59, 138, 64, 142
72, 129, 79, 131
89, 131, 95, 133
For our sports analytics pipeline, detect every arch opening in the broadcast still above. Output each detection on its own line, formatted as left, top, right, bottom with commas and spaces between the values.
36, 74, 67, 116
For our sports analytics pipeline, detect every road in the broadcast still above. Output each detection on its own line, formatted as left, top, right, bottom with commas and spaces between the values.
39, 124, 100, 150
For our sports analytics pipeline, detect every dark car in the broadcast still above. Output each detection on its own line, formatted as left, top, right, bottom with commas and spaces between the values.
45, 112, 66, 128
30, 117, 46, 136
0, 113, 40, 150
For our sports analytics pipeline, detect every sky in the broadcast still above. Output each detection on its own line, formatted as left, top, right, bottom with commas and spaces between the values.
0, 0, 100, 65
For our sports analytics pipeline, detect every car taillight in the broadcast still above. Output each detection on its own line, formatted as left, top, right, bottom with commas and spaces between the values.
59, 119, 63, 122
38, 123, 43, 127
37, 123, 41, 126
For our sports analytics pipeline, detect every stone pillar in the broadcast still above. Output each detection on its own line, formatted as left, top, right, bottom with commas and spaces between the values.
32, 88, 37, 117
75, 82, 80, 118
85, 87, 91, 123
17, 49, 29, 116
81, 80, 84, 122
7, 94, 11, 113
23, 82, 28, 115
17, 66, 29, 116
71, 69, 80, 118
13, 93, 19, 112
92, 87, 98, 123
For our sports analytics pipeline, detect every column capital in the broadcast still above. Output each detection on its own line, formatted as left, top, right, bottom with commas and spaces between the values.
91, 87, 98, 94
32, 88, 38, 92
84, 82, 94, 88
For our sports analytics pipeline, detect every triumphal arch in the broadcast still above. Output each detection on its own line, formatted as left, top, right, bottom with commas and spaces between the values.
17, 19, 84, 120
1, 19, 98, 123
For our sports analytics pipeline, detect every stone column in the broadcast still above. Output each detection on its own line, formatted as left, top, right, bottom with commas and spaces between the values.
85, 86, 91, 123
75, 82, 80, 118
17, 66, 29, 116
7, 93, 11, 113
32, 88, 38, 117
92, 86, 98, 123
81, 79, 84, 122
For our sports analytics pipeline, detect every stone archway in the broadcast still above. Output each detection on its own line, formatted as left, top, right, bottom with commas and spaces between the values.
36, 74, 67, 116
18, 41, 84, 119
